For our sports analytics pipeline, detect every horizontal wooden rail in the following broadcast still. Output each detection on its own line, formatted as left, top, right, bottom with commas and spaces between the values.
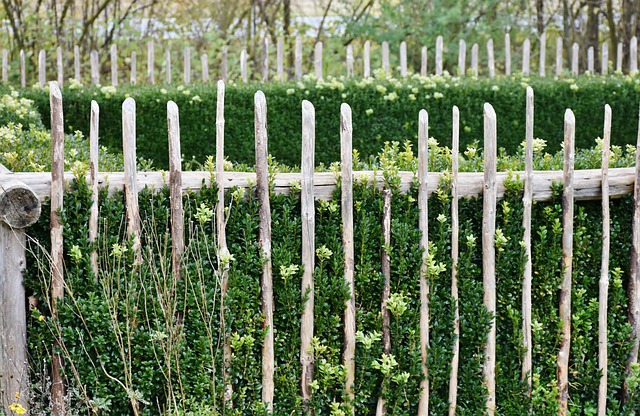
10, 167, 635, 202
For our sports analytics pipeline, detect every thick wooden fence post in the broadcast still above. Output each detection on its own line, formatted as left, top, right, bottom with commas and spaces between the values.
448, 105, 460, 416
49, 81, 65, 416
626, 104, 640, 405
130, 51, 137, 85
89, 101, 99, 276
516, 36, 528, 76
277, 37, 284, 80
558, 109, 575, 416
400, 41, 407, 77
598, 104, 612, 416
255, 91, 275, 412
122, 98, 141, 263
167, 101, 184, 281
382, 41, 390, 74
111, 44, 118, 86
556, 37, 563, 76
418, 109, 430, 416
147, 40, 155, 84
184, 47, 191, 84
314, 41, 323, 79
56, 47, 63, 87
38, 50, 46, 87
483, 103, 497, 416
602, 42, 609, 75
216, 81, 233, 408
0, 165, 41, 415
471, 43, 479, 76
300, 100, 315, 410
458, 40, 466, 76
539, 33, 546, 77
341, 103, 355, 408
505, 32, 511, 76
90, 50, 99, 85
522, 87, 534, 394
436, 35, 443, 75
364, 40, 371, 78
487, 38, 495, 78
166, 50, 172, 84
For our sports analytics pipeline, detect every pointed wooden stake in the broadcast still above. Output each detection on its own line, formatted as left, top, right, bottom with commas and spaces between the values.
458, 40, 466, 76
522, 87, 534, 393
505, 33, 511, 76
418, 108, 430, 416
539, 33, 546, 76
448, 105, 460, 416
89, 101, 99, 277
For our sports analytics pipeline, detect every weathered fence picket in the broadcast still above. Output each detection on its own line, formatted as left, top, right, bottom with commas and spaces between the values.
539, 33, 546, 76
522, 87, 534, 395
184, 47, 191, 84
91, 50, 99, 85
167, 101, 184, 280
38, 50, 45, 87
263, 38, 269, 82
122, 98, 142, 263
421, 46, 428, 77
148, 40, 155, 84
89, 101, 99, 276
315, 41, 323, 79
20, 50, 25, 88
111, 44, 118, 86
364, 40, 370, 78
255, 91, 275, 411
165, 50, 172, 84
572, 43, 579, 75
201, 53, 209, 83
436, 36, 443, 75
505, 33, 511, 76
74, 45, 80, 82
376, 187, 392, 416
449, 105, 460, 416
556, 37, 563, 76
130, 51, 136, 84
56, 47, 63, 87
382, 41, 390, 74
558, 109, 576, 416
483, 103, 497, 416
418, 109, 430, 415
523, 38, 530, 75
458, 40, 466, 76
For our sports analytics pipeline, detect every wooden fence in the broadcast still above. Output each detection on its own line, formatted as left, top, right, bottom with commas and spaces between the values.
0, 81, 639, 416
4, 33, 640, 88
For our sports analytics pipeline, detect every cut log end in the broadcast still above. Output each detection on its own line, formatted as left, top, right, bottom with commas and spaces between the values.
0, 183, 41, 228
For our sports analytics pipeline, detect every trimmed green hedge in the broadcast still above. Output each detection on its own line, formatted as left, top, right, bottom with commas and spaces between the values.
12, 73, 640, 169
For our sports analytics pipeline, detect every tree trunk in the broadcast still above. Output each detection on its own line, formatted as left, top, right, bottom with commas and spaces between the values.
536, 0, 544, 34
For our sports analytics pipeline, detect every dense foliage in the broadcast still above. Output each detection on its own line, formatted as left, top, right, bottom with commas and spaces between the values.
22, 139, 640, 414
8, 72, 640, 169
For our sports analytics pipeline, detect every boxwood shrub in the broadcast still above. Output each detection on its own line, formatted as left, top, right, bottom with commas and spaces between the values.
10, 72, 640, 169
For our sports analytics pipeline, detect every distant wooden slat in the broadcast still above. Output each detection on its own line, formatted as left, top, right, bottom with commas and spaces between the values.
56, 47, 63, 87
588, 46, 595, 73
471, 43, 479, 77
255, 91, 274, 412
487, 38, 495, 78
295, 36, 303, 80
505, 33, 511, 76
602, 42, 609, 75
167, 101, 184, 281
364, 40, 371, 77
300, 99, 315, 409
422, 46, 428, 77
130, 51, 137, 85
631, 36, 638, 73
400, 41, 407, 77
539, 33, 546, 76
556, 37, 563, 76
90, 50, 99, 85
201, 53, 209, 83
347, 44, 354, 77
38, 50, 46, 87
263, 38, 269, 82
147, 40, 155, 84
382, 41, 390, 74
418, 109, 430, 416
221, 46, 228, 82
241, 49, 247, 83
184, 46, 191, 84
458, 40, 465, 76
74, 45, 80, 81
314, 41, 323, 79
617, 42, 623, 72
166, 50, 172, 84
20, 50, 25, 88
523, 38, 530, 75
558, 109, 575, 416
436, 35, 443, 75
483, 103, 497, 416
277, 37, 284, 80
571, 43, 579, 75
111, 44, 118, 86
598, 104, 611, 416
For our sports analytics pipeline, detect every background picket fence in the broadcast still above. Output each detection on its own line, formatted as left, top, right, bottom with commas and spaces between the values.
3, 32, 640, 88
0, 81, 639, 416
